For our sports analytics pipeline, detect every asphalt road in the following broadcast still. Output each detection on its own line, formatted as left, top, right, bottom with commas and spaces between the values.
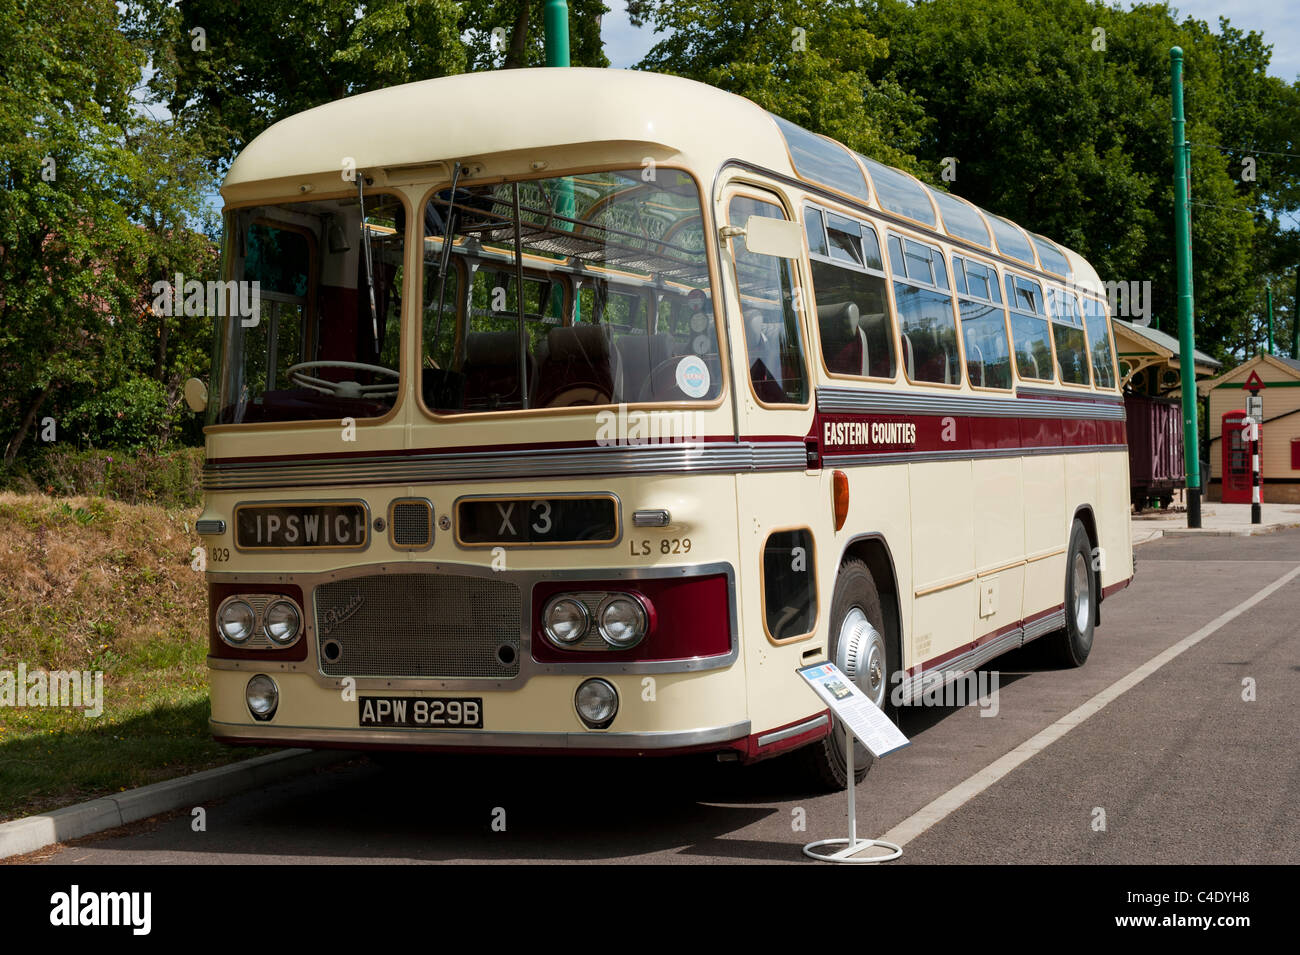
35, 529, 1300, 865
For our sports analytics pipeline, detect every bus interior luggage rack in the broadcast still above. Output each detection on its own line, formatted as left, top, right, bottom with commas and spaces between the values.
428, 187, 711, 287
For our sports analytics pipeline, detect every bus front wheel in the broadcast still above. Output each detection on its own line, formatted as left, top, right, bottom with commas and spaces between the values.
802, 558, 897, 790
1049, 520, 1096, 668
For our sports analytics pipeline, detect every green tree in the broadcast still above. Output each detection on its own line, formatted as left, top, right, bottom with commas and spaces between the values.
123, 0, 468, 172
859, 0, 1297, 364
0, 0, 212, 464
461, 0, 611, 71
628, 0, 928, 169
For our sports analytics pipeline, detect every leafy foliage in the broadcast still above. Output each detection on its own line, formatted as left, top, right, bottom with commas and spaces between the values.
461, 0, 611, 71
629, 0, 927, 169
0, 0, 213, 465
121, 0, 468, 173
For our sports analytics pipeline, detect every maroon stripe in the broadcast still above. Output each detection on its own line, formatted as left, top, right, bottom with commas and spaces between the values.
816, 411, 1127, 456
905, 603, 1066, 677
1017, 389, 1123, 405
1101, 577, 1133, 599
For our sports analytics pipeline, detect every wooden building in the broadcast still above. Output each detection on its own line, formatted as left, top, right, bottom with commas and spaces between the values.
1200, 353, 1300, 504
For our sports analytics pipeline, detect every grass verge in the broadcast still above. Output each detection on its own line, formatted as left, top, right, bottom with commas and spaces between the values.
0, 492, 268, 823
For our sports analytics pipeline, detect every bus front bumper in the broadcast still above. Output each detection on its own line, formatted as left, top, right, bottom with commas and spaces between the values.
210, 718, 752, 755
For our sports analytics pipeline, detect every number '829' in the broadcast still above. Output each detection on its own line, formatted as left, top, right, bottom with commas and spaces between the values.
413, 699, 480, 725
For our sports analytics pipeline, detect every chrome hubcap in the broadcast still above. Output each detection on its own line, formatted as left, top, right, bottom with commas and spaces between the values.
1072, 551, 1091, 633
837, 607, 887, 707
831, 607, 886, 770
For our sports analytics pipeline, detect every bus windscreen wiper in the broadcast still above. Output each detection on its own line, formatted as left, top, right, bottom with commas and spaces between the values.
358, 173, 380, 349
430, 161, 462, 350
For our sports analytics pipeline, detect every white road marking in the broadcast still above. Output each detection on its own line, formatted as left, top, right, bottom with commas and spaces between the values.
878, 562, 1300, 848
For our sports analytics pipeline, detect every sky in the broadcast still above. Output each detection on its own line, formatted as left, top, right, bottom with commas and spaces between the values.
600, 1, 1300, 81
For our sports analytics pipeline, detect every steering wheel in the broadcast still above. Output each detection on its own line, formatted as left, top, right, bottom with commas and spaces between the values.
287, 361, 399, 399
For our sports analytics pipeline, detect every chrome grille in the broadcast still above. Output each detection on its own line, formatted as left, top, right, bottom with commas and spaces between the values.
391, 499, 432, 548
315, 574, 521, 678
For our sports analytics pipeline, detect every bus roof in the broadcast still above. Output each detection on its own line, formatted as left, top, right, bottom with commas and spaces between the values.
224, 67, 1102, 294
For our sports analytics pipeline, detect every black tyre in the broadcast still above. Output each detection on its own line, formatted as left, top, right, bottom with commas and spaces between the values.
802, 558, 897, 790
1049, 520, 1096, 668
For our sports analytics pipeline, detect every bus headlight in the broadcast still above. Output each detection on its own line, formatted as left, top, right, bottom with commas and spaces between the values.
263, 599, 301, 645
575, 678, 618, 728
597, 595, 647, 648
543, 596, 590, 646
218, 600, 255, 644
245, 674, 279, 721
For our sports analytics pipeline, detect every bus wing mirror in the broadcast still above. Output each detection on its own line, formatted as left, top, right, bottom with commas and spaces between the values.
741, 215, 803, 259
184, 377, 208, 413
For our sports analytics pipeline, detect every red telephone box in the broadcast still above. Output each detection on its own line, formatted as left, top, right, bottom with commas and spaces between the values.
1221, 411, 1252, 503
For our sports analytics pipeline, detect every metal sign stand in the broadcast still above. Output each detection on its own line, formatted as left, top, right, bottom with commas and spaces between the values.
802, 723, 902, 864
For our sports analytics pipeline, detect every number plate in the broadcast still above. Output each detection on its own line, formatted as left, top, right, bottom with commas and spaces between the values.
456, 496, 618, 546
359, 696, 483, 729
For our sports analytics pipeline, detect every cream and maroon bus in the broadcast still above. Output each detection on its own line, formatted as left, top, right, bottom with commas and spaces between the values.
194, 68, 1133, 788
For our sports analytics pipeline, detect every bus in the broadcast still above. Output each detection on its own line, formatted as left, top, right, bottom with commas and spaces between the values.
193, 67, 1134, 789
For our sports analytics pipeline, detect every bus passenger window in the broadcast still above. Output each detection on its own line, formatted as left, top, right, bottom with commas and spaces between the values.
806, 206, 895, 379
1006, 274, 1054, 382
1048, 287, 1090, 385
954, 256, 1012, 390
763, 529, 817, 640
728, 195, 808, 405
887, 233, 961, 385
1082, 296, 1117, 389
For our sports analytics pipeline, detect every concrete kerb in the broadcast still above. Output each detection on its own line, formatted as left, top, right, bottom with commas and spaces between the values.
0, 748, 354, 860
1162, 521, 1300, 537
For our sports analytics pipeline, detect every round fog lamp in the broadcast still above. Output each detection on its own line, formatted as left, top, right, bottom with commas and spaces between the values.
263, 599, 301, 645
597, 595, 647, 648
543, 596, 590, 647
218, 600, 255, 644
246, 674, 279, 721
575, 678, 618, 728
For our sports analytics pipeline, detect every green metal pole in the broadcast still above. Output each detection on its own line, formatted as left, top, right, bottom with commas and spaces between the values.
1171, 48, 1201, 527
544, 0, 570, 67
543, 0, 576, 322
1267, 285, 1274, 356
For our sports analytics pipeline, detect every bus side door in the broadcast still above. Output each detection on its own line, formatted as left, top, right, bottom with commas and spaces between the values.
718, 180, 825, 733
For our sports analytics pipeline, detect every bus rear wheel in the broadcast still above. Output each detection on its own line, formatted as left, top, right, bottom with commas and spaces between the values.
1049, 520, 1096, 668
802, 558, 896, 790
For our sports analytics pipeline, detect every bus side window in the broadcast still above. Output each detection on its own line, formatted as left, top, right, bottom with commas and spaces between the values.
1050, 288, 1090, 386
806, 205, 896, 379
887, 233, 962, 385
1006, 274, 1054, 382
763, 528, 817, 641
1082, 296, 1117, 389
954, 256, 1012, 390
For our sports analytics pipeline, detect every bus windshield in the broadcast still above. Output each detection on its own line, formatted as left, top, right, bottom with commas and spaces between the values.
210, 194, 407, 425
420, 168, 722, 413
